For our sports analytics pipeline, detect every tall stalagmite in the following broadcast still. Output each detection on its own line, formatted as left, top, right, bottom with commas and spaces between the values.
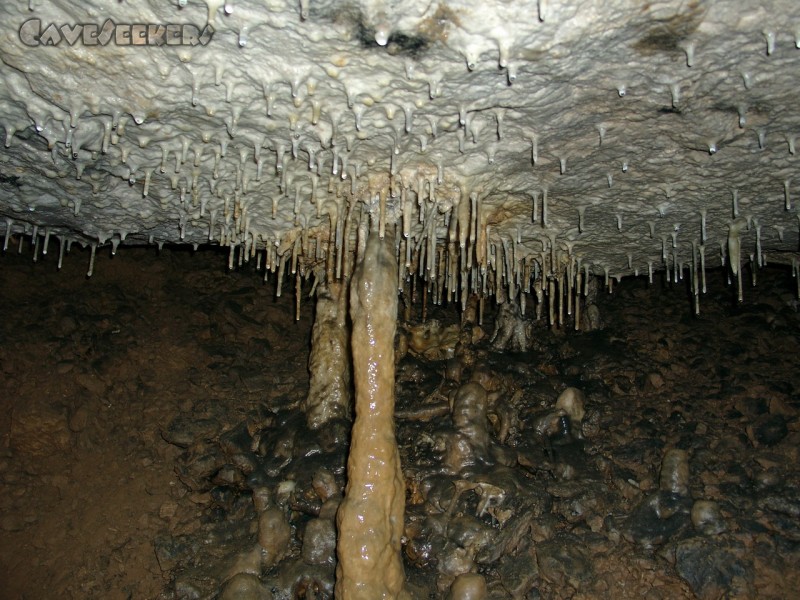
335, 229, 407, 599
303, 280, 351, 429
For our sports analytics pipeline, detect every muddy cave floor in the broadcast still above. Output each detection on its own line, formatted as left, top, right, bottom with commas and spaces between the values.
0, 244, 799, 600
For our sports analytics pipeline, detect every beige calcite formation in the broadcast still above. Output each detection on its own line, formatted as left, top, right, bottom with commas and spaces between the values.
447, 573, 488, 600
335, 230, 408, 600
303, 280, 351, 429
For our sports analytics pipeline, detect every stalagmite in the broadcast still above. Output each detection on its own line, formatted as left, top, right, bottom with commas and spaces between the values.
336, 229, 408, 600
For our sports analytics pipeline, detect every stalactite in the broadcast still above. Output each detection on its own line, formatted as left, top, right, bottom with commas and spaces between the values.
87, 242, 97, 278
57, 236, 66, 270
574, 268, 582, 331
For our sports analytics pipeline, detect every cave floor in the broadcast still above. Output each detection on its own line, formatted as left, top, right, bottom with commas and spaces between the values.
0, 243, 798, 599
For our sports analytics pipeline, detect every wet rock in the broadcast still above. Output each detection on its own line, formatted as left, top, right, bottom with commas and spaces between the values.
316, 417, 351, 454
403, 512, 437, 568
672, 537, 755, 599
258, 508, 291, 568
301, 518, 336, 566
213, 464, 247, 489
173, 577, 206, 600
579, 407, 601, 438
210, 486, 237, 512
759, 495, 800, 518
536, 534, 592, 590
497, 543, 538, 599
154, 535, 197, 573
451, 383, 491, 460
303, 281, 352, 429
526, 409, 570, 458
444, 357, 464, 383
219, 422, 254, 456
225, 546, 265, 580
162, 416, 221, 448
447, 572, 488, 600
275, 480, 297, 507
691, 500, 726, 535
581, 304, 602, 331
659, 449, 690, 496
252, 487, 272, 513
311, 468, 339, 503
469, 363, 506, 394
230, 452, 258, 475
177, 448, 225, 492
623, 491, 692, 548
753, 468, 783, 490
555, 387, 585, 434
269, 560, 335, 600
220, 573, 273, 600
438, 515, 494, 582
530, 513, 559, 543
747, 414, 789, 447
491, 300, 529, 352
551, 481, 615, 527
406, 319, 461, 361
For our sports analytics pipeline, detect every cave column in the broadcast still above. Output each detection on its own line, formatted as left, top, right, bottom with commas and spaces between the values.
302, 278, 351, 430
335, 229, 408, 599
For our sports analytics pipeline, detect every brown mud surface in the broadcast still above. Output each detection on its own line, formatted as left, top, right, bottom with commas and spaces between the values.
1, 243, 798, 599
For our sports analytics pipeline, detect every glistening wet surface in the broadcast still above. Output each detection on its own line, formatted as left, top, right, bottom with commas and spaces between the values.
0, 242, 798, 599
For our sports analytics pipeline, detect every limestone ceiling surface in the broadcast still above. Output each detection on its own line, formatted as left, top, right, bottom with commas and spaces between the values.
1, 0, 799, 294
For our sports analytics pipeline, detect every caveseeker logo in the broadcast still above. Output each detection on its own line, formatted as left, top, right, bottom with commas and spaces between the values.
19, 19, 214, 47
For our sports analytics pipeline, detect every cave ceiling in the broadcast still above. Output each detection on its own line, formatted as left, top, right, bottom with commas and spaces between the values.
1, 0, 799, 300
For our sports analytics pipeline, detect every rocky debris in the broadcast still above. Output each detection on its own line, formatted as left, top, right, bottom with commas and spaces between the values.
3, 247, 800, 598
220, 573, 274, 600
669, 536, 755, 600
9, 401, 72, 457
536, 534, 594, 591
